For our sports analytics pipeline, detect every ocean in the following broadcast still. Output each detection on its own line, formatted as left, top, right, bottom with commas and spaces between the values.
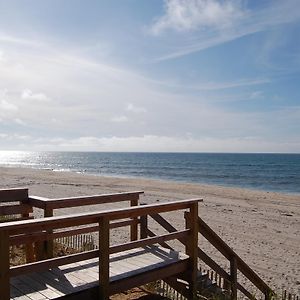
0, 151, 299, 194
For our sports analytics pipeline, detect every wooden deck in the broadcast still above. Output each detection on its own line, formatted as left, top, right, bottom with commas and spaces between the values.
10, 246, 188, 300
1, 188, 274, 300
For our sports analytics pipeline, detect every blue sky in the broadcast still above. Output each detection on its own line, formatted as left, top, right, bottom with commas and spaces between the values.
0, 0, 299, 152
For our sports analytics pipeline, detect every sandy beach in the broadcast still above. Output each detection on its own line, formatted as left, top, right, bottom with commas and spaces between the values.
0, 166, 299, 295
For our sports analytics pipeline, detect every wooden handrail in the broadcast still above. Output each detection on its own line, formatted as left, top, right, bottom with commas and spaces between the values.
0, 188, 28, 203
198, 217, 273, 299
0, 198, 202, 234
28, 191, 144, 209
149, 212, 261, 300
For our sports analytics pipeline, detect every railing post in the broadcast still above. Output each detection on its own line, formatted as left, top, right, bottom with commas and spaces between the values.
140, 214, 148, 239
185, 202, 199, 299
21, 207, 35, 263
0, 230, 10, 300
230, 256, 238, 300
99, 216, 110, 300
130, 197, 138, 241
44, 206, 54, 259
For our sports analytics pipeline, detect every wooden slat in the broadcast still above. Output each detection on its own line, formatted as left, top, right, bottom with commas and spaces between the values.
0, 188, 28, 203
1, 198, 202, 235
10, 249, 99, 277
230, 256, 238, 300
0, 204, 32, 216
0, 230, 10, 300
99, 217, 110, 300
110, 230, 189, 254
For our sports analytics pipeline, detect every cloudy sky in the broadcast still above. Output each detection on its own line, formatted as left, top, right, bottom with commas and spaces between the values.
0, 0, 299, 153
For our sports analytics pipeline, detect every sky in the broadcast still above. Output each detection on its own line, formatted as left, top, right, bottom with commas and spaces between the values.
0, 0, 300, 153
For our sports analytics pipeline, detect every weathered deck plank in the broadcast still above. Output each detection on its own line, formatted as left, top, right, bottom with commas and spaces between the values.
10, 246, 188, 300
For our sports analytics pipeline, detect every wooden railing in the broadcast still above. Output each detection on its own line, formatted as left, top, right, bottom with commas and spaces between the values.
0, 198, 201, 300
27, 191, 144, 259
0, 188, 32, 222
0, 188, 36, 262
141, 212, 273, 300
198, 217, 273, 300
0, 188, 275, 299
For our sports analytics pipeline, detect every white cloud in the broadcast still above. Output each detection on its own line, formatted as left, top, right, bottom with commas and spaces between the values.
111, 116, 129, 123
10, 134, 299, 153
0, 50, 6, 62
21, 89, 50, 102
0, 33, 298, 153
249, 91, 264, 99
126, 103, 146, 113
150, 0, 246, 35
150, 0, 300, 61
156, 77, 270, 91
14, 118, 27, 126
0, 99, 18, 112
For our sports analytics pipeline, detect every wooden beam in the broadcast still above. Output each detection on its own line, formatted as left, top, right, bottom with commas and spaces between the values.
185, 202, 199, 299
27, 196, 49, 209
44, 207, 54, 259
0, 204, 33, 216
140, 214, 148, 239
22, 211, 35, 263
45, 191, 143, 209
10, 219, 135, 246
130, 197, 139, 241
109, 259, 189, 295
51, 260, 190, 299
1, 198, 202, 235
0, 230, 10, 300
230, 256, 238, 300
99, 217, 110, 300
0, 188, 28, 202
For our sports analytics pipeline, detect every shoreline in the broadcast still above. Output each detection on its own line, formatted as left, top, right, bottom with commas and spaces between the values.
1, 164, 300, 196
0, 166, 299, 294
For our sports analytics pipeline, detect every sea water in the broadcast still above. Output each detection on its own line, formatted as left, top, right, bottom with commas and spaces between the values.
0, 151, 299, 194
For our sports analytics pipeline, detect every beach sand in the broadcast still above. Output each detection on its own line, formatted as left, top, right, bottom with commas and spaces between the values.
0, 166, 299, 295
